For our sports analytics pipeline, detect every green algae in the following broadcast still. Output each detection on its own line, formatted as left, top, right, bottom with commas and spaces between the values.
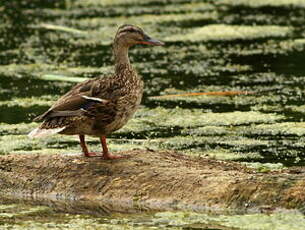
202, 149, 262, 162
72, 12, 218, 30
152, 211, 305, 230
0, 123, 37, 135
243, 162, 285, 173
137, 108, 283, 127
34, 23, 87, 36
212, 211, 305, 230
1, 202, 305, 230
40, 74, 89, 83
0, 96, 55, 107
0, 64, 110, 80
218, 0, 305, 8
165, 25, 292, 42
73, 0, 200, 7
248, 122, 305, 136
0, 135, 45, 154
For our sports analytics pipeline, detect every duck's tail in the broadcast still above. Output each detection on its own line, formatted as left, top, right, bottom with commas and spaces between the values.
28, 127, 65, 138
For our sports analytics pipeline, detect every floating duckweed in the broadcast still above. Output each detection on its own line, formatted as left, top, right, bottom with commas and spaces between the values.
1, 202, 304, 230
218, 0, 305, 8
182, 126, 230, 136
248, 122, 305, 136
0, 204, 18, 210
152, 211, 305, 230
193, 148, 262, 161
287, 105, 305, 113
0, 64, 54, 78
0, 64, 109, 80
123, 108, 284, 132
73, 0, 194, 7
166, 25, 292, 42
0, 96, 55, 108
40, 74, 88, 83
0, 135, 43, 154
219, 138, 269, 148
147, 108, 283, 127
33, 24, 87, 36
73, 12, 218, 30
243, 162, 285, 172
0, 123, 37, 135
214, 211, 305, 230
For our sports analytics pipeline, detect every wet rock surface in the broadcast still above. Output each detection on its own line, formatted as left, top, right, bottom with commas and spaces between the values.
0, 150, 305, 214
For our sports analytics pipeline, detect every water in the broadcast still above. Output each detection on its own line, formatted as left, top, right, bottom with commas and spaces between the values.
1, 0, 305, 228
1, 198, 305, 230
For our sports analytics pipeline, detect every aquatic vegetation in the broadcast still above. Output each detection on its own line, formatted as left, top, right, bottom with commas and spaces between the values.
0, 123, 37, 135
248, 122, 305, 136
243, 162, 285, 172
0, 202, 304, 230
141, 108, 283, 127
218, 0, 305, 8
165, 25, 292, 42
40, 74, 88, 83
71, 12, 218, 31
0, 96, 55, 107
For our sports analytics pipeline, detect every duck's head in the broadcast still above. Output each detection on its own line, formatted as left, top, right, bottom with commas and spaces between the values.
114, 24, 164, 47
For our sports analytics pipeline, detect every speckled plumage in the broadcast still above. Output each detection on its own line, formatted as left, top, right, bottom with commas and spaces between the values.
29, 24, 163, 159
38, 64, 143, 136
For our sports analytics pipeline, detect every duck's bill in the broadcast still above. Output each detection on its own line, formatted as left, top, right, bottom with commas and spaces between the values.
140, 36, 165, 46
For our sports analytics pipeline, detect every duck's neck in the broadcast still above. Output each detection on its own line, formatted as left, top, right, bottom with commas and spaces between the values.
113, 43, 132, 74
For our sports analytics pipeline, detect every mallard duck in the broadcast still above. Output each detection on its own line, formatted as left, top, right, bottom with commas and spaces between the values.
28, 24, 164, 159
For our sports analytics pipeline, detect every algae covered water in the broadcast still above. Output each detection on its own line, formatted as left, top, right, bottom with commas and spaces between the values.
1, 0, 305, 229
1, 199, 305, 230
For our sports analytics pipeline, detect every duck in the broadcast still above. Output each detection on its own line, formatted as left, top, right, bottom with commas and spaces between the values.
28, 24, 164, 159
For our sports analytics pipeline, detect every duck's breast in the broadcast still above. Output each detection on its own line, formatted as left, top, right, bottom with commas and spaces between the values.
104, 82, 143, 134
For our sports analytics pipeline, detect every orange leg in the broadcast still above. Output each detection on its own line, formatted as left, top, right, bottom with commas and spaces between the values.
100, 136, 124, 160
79, 135, 101, 157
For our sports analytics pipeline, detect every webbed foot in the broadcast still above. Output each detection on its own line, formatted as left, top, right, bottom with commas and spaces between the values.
84, 152, 103, 157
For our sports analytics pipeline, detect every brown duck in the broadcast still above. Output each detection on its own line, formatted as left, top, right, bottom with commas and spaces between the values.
28, 24, 164, 159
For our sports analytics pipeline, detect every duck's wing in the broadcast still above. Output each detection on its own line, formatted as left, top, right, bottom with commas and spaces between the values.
34, 77, 112, 122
